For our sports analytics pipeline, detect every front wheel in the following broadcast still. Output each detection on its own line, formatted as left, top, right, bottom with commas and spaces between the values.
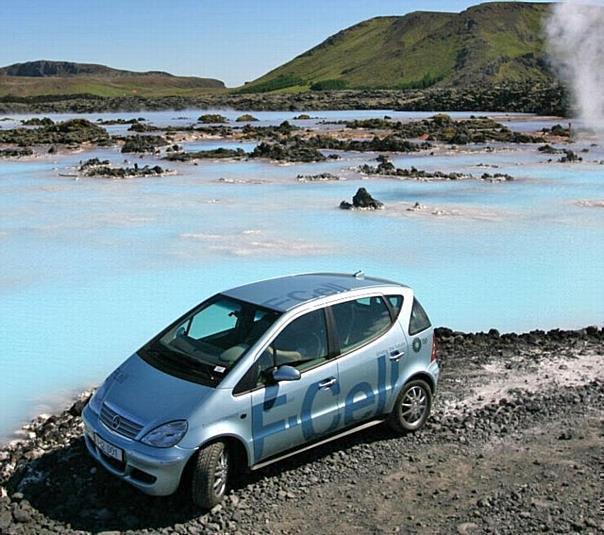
388, 380, 432, 434
191, 441, 230, 508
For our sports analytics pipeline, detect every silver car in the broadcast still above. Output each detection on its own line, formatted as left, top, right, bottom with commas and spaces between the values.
82, 272, 439, 508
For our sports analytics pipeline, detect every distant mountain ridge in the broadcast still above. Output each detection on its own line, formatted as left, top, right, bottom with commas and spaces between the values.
0, 60, 175, 78
0, 60, 224, 97
241, 1, 558, 92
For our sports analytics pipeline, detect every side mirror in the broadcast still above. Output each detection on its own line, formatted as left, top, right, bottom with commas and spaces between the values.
272, 365, 301, 382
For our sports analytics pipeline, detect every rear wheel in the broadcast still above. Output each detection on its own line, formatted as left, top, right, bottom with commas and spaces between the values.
191, 441, 229, 508
388, 379, 432, 434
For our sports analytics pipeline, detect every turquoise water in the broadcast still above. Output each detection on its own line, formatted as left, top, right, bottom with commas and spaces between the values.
0, 109, 603, 440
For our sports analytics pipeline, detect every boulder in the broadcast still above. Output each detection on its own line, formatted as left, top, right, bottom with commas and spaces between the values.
352, 187, 384, 209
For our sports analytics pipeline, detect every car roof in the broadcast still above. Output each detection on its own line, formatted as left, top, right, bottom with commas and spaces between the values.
222, 272, 407, 312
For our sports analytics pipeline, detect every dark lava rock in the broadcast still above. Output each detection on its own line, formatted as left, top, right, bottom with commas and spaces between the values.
120, 134, 167, 154
350, 187, 384, 209
339, 188, 384, 210
0, 147, 34, 158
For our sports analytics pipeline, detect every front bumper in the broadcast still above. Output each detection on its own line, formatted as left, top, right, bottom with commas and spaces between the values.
82, 405, 196, 496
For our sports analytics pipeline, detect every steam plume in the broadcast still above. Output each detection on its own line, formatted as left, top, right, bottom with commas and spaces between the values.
546, 1, 604, 135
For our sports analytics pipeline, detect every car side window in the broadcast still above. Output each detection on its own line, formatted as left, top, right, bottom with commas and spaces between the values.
409, 298, 431, 335
386, 295, 403, 318
256, 309, 329, 385
331, 296, 392, 354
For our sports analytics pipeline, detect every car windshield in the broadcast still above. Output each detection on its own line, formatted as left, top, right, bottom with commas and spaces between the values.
140, 295, 281, 386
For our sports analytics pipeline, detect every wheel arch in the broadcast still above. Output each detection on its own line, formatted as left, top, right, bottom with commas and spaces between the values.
405, 372, 436, 394
181, 434, 251, 489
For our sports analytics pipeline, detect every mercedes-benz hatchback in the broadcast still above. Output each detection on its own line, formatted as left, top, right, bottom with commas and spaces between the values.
82, 272, 439, 508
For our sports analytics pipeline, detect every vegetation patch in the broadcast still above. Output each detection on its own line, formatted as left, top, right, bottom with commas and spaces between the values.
237, 75, 304, 94
396, 73, 445, 90
310, 79, 348, 91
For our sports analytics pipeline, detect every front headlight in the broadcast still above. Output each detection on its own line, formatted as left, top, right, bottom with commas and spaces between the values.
141, 420, 188, 448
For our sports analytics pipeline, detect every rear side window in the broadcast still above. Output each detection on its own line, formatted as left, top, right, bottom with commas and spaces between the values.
331, 296, 392, 354
409, 298, 431, 335
386, 295, 403, 318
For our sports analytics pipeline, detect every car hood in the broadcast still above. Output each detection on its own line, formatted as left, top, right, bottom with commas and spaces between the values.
102, 353, 216, 431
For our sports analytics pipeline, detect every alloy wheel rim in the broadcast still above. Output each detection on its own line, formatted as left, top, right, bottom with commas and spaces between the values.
213, 451, 229, 497
400, 386, 428, 425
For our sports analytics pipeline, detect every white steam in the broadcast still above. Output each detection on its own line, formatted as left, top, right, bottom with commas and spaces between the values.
546, 0, 604, 134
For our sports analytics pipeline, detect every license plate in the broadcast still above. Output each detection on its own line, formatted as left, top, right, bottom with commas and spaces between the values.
95, 434, 124, 462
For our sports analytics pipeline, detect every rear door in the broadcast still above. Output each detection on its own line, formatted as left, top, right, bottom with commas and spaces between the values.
330, 295, 408, 427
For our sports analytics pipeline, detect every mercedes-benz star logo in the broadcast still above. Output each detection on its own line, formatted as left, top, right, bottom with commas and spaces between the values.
111, 415, 121, 430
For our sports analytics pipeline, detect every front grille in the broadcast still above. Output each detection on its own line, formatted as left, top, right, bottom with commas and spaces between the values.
100, 402, 144, 439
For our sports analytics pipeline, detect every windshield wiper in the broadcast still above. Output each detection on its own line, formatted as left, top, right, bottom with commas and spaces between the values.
152, 344, 214, 378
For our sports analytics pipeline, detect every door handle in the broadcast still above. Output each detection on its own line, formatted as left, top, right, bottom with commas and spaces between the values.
318, 377, 337, 389
389, 350, 404, 361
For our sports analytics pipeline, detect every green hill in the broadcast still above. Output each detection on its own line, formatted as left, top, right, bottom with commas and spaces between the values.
0, 60, 225, 97
240, 1, 554, 93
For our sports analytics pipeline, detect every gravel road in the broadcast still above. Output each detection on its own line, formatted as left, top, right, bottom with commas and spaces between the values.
1, 327, 602, 534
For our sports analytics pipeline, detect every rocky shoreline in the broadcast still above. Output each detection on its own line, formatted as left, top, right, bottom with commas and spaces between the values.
0, 82, 568, 115
1, 326, 602, 534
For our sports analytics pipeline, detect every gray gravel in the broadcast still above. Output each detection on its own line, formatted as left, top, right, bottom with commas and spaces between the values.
0, 327, 602, 534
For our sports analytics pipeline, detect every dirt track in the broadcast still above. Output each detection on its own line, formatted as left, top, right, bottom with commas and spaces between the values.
1, 327, 602, 534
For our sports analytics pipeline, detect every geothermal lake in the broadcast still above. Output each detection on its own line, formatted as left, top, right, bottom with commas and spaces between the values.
1, 109, 603, 440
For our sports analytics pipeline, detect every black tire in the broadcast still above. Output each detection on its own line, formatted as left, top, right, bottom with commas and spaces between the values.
191, 441, 229, 509
388, 379, 432, 434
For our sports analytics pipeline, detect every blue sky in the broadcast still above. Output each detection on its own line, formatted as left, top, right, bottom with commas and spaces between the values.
1, 0, 553, 87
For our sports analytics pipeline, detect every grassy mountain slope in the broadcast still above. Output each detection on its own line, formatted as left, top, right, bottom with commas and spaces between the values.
0, 60, 225, 97
241, 2, 553, 92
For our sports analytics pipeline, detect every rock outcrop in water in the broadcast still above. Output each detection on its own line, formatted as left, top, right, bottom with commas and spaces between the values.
20, 117, 54, 126
339, 114, 543, 144
0, 119, 110, 146
120, 134, 168, 153
198, 114, 228, 124
359, 156, 514, 181
164, 148, 246, 161
0, 148, 33, 158
78, 158, 167, 178
250, 140, 327, 162
235, 114, 258, 122
340, 187, 384, 210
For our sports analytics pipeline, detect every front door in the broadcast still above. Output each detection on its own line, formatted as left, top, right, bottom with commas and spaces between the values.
251, 308, 341, 462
